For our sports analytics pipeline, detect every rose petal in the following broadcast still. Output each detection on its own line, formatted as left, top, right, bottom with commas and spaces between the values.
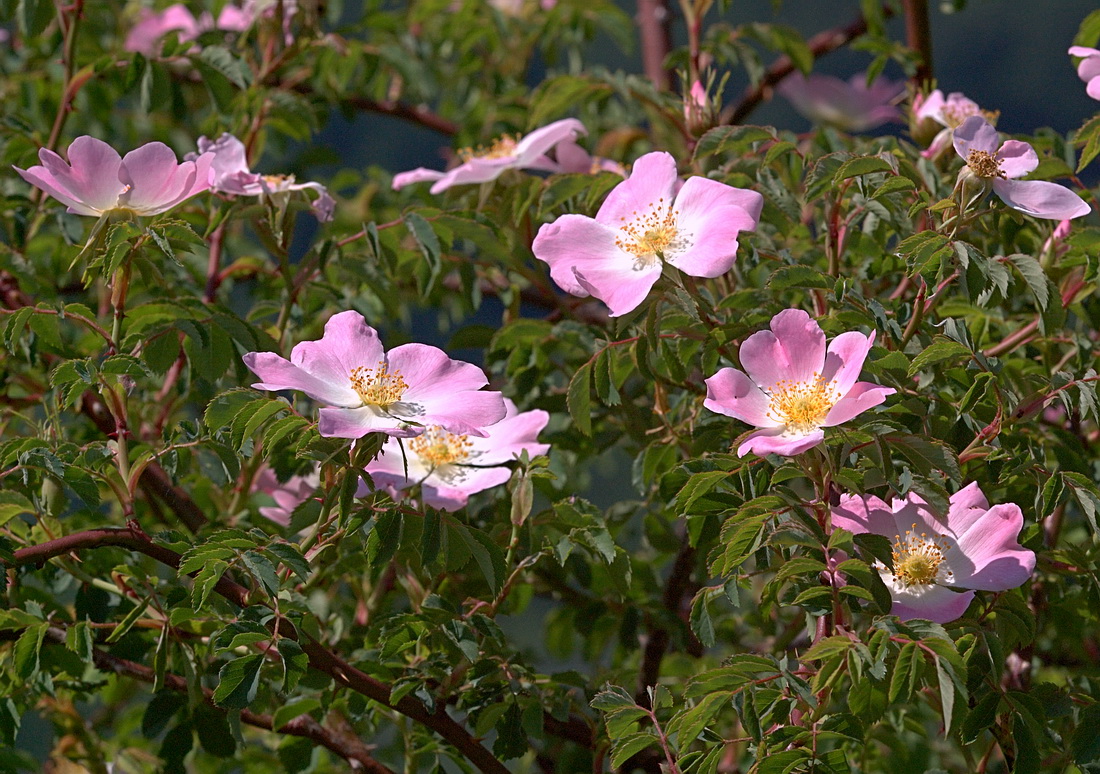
738, 309, 826, 391
992, 179, 1091, 220
821, 382, 894, 427
953, 115, 1000, 159
831, 493, 895, 537
737, 427, 824, 457
703, 367, 780, 427
594, 151, 678, 228
997, 140, 1038, 179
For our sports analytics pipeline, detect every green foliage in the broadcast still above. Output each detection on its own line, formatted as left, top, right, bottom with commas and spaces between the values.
1, 1, 1099, 773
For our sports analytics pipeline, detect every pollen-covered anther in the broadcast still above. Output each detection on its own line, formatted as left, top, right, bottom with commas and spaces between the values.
615, 199, 679, 265
966, 149, 1005, 180
891, 523, 952, 587
457, 135, 519, 162
350, 361, 408, 408
262, 173, 295, 189
409, 426, 473, 467
942, 103, 999, 129
766, 374, 840, 434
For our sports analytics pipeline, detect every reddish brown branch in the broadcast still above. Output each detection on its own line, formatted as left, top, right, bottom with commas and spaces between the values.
39, 626, 393, 773
724, 6, 894, 126
636, 532, 698, 705
903, 0, 933, 85
636, 0, 674, 92
289, 85, 459, 136
0, 270, 208, 532
10, 527, 510, 774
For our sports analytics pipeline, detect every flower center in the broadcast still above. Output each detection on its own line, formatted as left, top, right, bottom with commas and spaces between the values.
615, 199, 680, 268
891, 523, 953, 587
942, 102, 999, 129
966, 149, 1005, 180
457, 136, 518, 162
766, 374, 839, 434
408, 426, 472, 467
350, 362, 408, 408
262, 173, 295, 190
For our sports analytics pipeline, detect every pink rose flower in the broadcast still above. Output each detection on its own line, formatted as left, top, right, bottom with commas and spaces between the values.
703, 309, 895, 457
392, 118, 586, 194
912, 89, 999, 159
124, 4, 208, 55
243, 311, 507, 440
14, 135, 214, 217
252, 466, 319, 527
124, 1, 294, 55
831, 483, 1036, 624
954, 115, 1091, 221
191, 133, 335, 221
363, 399, 549, 510
532, 151, 763, 317
1069, 46, 1100, 100
778, 72, 903, 132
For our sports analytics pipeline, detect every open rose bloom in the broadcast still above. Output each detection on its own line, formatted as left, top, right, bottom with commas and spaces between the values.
954, 115, 1090, 220
193, 133, 335, 221
15, 136, 213, 217
704, 309, 894, 456
393, 118, 587, 193
912, 89, 999, 159
363, 399, 549, 510
832, 484, 1036, 623
243, 311, 506, 439
532, 151, 763, 317
778, 72, 903, 132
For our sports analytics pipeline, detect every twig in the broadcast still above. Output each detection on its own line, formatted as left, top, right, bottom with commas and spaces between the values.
724, 6, 894, 125
39, 626, 394, 773
10, 527, 510, 774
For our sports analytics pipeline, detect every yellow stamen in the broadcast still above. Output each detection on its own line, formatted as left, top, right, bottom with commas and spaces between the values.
615, 199, 680, 268
409, 426, 472, 467
766, 374, 839, 434
941, 102, 1000, 129
350, 361, 408, 408
262, 173, 295, 189
966, 149, 1005, 180
457, 135, 519, 162
891, 523, 953, 587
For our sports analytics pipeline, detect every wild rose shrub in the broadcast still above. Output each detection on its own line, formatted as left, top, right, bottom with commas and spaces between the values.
2, 2, 1100, 773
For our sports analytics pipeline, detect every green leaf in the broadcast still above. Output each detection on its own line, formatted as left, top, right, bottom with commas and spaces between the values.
693, 125, 774, 160
1072, 704, 1100, 766
0, 491, 35, 529
567, 361, 593, 436
277, 639, 309, 692
13, 623, 47, 679
689, 589, 716, 648
610, 732, 659, 768
801, 635, 852, 662
675, 470, 728, 514
212, 654, 264, 709
272, 698, 323, 731
961, 690, 1000, 744
1006, 253, 1050, 311
889, 641, 921, 703
907, 337, 972, 376
834, 155, 895, 181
